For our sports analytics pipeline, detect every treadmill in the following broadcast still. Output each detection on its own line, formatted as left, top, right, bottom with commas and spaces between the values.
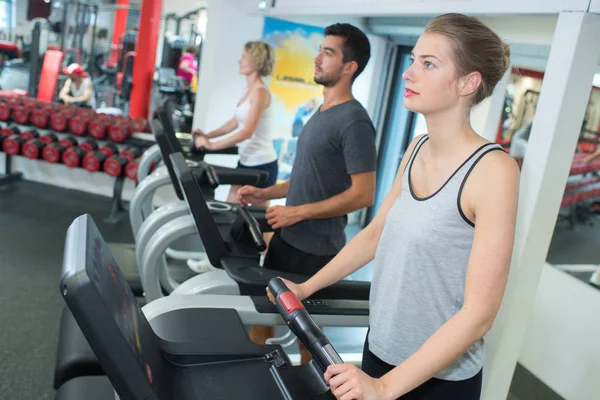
56, 214, 353, 399
54, 150, 369, 390
143, 152, 371, 301
109, 103, 270, 296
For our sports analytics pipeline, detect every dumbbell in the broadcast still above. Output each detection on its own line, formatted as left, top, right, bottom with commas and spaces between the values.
31, 109, 49, 128
2, 135, 25, 156
62, 146, 87, 168
20, 129, 40, 141
23, 134, 58, 160
103, 155, 129, 177
82, 151, 108, 172
43, 143, 68, 164
69, 114, 88, 136
2, 129, 40, 155
5, 96, 21, 109
125, 161, 139, 180
108, 116, 133, 143
88, 117, 111, 139
58, 136, 78, 149
119, 146, 143, 162
50, 112, 69, 132
0, 101, 11, 121
23, 140, 46, 159
39, 133, 59, 145
0, 125, 20, 137
124, 159, 157, 181
98, 143, 119, 158
78, 139, 99, 153
11, 104, 30, 125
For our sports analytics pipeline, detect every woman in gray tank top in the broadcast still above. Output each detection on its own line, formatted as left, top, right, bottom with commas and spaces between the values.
267, 13, 520, 400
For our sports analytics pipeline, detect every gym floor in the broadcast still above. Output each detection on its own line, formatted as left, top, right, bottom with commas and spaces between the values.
0, 181, 589, 399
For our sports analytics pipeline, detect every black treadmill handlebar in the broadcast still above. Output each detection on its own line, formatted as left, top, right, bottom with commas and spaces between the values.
222, 256, 370, 300
212, 165, 268, 186
190, 143, 238, 156
269, 278, 343, 373
203, 164, 220, 189
236, 206, 267, 252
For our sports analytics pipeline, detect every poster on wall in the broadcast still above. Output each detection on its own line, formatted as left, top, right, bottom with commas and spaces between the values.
261, 17, 324, 180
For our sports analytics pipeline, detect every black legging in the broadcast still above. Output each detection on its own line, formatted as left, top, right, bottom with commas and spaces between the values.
361, 333, 483, 400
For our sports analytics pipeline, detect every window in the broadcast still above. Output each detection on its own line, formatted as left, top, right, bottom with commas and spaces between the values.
0, 0, 11, 38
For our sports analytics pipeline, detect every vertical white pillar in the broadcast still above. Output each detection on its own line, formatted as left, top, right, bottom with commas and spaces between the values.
482, 11, 600, 400
482, 66, 512, 142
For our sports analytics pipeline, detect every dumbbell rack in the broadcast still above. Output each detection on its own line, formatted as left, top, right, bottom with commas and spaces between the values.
0, 96, 154, 224
0, 152, 22, 186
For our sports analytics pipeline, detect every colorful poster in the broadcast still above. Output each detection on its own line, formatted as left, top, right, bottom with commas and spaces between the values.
261, 17, 324, 179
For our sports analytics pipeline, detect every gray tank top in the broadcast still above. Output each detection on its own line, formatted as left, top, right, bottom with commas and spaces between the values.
368, 135, 504, 381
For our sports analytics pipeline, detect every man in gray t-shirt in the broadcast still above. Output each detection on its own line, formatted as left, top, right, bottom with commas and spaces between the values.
282, 99, 376, 255
238, 23, 377, 364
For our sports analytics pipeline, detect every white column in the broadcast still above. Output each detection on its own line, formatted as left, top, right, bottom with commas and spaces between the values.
482, 11, 600, 400
470, 66, 510, 142
482, 67, 512, 142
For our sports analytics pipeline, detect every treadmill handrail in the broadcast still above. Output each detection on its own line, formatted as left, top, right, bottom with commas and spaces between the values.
235, 206, 267, 252
222, 256, 370, 301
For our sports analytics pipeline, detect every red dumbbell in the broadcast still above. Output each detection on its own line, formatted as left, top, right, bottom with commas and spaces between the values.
69, 115, 87, 136
58, 136, 78, 149
88, 120, 108, 139
79, 139, 99, 153
103, 155, 128, 177
11, 105, 30, 125
2, 135, 25, 155
6, 96, 21, 108
125, 159, 157, 181
0, 102, 11, 121
20, 129, 40, 141
31, 109, 50, 128
125, 161, 139, 180
98, 143, 119, 158
82, 151, 108, 172
62, 147, 87, 168
119, 146, 143, 162
50, 113, 69, 132
22, 98, 39, 112
39, 133, 58, 145
43, 143, 67, 164
0, 125, 20, 137
23, 139, 46, 159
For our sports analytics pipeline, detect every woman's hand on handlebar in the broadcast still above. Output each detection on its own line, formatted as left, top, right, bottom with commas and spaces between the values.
266, 278, 309, 304
194, 135, 211, 151
191, 128, 205, 136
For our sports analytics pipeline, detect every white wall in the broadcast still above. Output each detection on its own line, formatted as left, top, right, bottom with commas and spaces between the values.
519, 264, 600, 400
194, 1, 388, 131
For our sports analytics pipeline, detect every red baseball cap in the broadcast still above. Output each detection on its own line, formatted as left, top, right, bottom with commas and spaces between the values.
62, 63, 89, 78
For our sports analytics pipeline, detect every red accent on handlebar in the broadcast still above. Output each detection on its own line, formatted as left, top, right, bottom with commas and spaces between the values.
279, 292, 304, 315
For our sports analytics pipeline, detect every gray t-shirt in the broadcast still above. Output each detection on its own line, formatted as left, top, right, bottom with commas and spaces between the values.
281, 99, 377, 256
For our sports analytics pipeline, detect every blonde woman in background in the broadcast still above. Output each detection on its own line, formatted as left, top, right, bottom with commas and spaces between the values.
193, 41, 278, 201
190, 41, 278, 272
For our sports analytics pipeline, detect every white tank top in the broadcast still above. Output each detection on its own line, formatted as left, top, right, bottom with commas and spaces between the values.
69, 78, 96, 108
234, 85, 277, 166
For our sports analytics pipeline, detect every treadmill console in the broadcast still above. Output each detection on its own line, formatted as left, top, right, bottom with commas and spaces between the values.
61, 214, 164, 400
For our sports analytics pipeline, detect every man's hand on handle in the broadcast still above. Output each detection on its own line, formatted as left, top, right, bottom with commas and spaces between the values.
237, 185, 270, 207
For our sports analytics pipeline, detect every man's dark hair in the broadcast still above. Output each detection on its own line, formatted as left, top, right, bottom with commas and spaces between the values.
324, 23, 371, 81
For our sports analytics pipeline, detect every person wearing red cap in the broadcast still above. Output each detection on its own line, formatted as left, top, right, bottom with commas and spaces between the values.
58, 63, 96, 108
